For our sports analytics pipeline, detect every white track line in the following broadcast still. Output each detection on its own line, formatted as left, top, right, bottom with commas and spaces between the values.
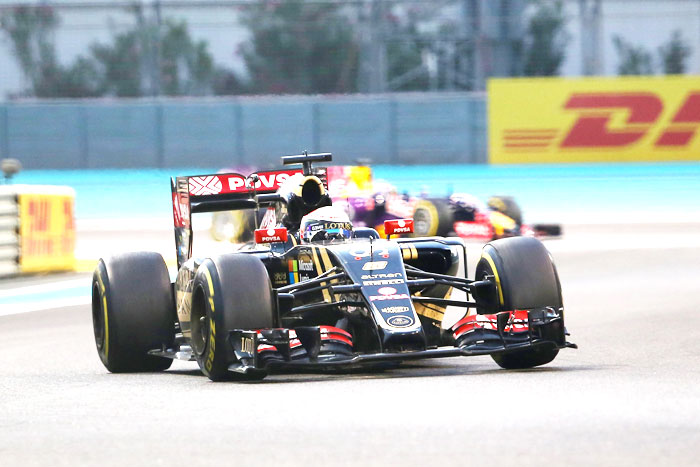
0, 278, 88, 299
0, 296, 92, 317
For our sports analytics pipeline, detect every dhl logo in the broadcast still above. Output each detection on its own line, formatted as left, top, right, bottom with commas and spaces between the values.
489, 76, 700, 163
503, 92, 700, 151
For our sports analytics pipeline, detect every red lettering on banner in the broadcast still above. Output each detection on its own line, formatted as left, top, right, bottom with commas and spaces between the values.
656, 93, 700, 146
561, 93, 662, 147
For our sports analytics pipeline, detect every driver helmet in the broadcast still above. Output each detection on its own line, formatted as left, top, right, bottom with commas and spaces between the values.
300, 206, 353, 243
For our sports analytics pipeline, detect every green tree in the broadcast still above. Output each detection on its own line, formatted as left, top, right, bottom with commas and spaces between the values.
522, 1, 569, 76
613, 36, 653, 75
659, 30, 691, 75
240, 0, 359, 94
1, 6, 102, 97
91, 17, 216, 97
1, 6, 217, 98
386, 13, 429, 91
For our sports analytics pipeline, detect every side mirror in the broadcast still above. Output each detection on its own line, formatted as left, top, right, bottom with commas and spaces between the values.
255, 227, 289, 244
384, 219, 414, 238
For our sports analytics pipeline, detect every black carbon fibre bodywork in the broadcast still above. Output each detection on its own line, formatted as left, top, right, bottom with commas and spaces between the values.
157, 153, 576, 378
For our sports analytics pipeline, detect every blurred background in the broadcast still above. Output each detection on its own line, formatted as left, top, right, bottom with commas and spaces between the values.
0, 0, 699, 270
2, 3, 700, 465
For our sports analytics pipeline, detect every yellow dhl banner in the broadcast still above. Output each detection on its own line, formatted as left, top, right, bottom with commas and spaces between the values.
488, 75, 700, 164
18, 190, 76, 273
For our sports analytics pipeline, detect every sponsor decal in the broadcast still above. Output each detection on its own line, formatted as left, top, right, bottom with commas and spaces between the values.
361, 273, 402, 280
288, 259, 299, 284
298, 252, 314, 272
249, 171, 299, 190
240, 336, 255, 355
362, 261, 387, 271
309, 221, 352, 231
273, 272, 287, 286
260, 207, 277, 229
188, 170, 303, 197
363, 279, 404, 286
454, 221, 492, 239
351, 245, 390, 260
189, 176, 224, 196
369, 293, 410, 302
377, 287, 397, 296
489, 76, 700, 163
387, 315, 414, 328
255, 227, 288, 243
17, 193, 76, 273
384, 218, 414, 235
381, 306, 410, 314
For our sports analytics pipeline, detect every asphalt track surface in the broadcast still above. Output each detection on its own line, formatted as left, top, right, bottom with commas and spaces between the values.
2, 223, 700, 466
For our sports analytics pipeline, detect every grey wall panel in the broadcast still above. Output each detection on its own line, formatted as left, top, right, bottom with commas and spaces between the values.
470, 98, 488, 164
7, 104, 83, 169
317, 100, 393, 165
3, 93, 488, 169
161, 102, 238, 167
85, 104, 159, 168
239, 101, 314, 168
395, 98, 473, 164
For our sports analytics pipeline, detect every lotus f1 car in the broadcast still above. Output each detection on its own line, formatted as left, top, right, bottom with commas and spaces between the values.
92, 153, 575, 381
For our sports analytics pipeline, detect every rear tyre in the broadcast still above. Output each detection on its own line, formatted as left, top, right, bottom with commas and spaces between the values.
190, 254, 275, 381
92, 252, 175, 372
474, 236, 562, 369
412, 198, 453, 236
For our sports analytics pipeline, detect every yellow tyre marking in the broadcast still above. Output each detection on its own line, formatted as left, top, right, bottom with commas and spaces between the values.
410, 244, 418, 260
201, 266, 216, 372
481, 251, 504, 307
415, 200, 439, 236
96, 269, 109, 358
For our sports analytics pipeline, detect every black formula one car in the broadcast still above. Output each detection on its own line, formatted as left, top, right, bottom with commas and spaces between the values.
91, 153, 575, 381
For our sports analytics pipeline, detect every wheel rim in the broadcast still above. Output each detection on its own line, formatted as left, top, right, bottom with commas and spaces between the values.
413, 208, 432, 236
190, 286, 208, 356
91, 282, 105, 351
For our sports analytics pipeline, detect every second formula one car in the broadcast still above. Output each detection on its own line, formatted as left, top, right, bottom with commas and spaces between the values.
92, 153, 575, 381
210, 164, 561, 243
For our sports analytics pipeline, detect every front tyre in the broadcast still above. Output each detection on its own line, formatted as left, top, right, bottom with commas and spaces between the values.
92, 252, 175, 373
475, 236, 562, 369
190, 254, 275, 381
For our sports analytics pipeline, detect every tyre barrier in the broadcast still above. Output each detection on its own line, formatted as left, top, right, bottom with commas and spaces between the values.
0, 185, 76, 277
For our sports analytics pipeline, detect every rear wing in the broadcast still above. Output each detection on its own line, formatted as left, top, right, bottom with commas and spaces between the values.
171, 169, 304, 268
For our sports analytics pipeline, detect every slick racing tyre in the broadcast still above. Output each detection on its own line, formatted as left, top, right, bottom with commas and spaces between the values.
474, 236, 562, 369
487, 196, 523, 226
92, 252, 175, 372
412, 198, 453, 237
190, 254, 275, 381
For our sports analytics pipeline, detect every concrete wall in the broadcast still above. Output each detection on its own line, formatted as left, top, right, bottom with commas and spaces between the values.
0, 93, 487, 169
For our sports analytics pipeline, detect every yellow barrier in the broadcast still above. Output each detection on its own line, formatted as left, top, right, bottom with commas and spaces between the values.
16, 186, 76, 274
488, 75, 700, 164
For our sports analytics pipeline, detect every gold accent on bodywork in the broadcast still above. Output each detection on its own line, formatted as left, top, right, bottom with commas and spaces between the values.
413, 285, 451, 323
400, 244, 419, 260
310, 247, 331, 302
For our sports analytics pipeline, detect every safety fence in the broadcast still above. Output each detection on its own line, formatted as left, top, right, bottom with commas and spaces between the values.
0, 93, 488, 169
0, 185, 75, 277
